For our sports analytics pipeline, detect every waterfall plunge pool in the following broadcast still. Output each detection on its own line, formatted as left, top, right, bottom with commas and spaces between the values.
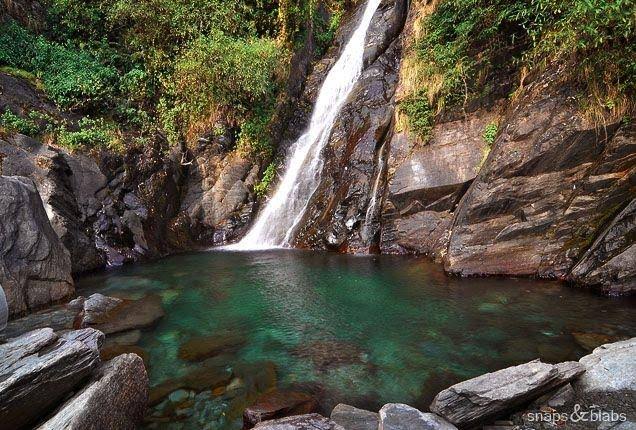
77, 250, 636, 429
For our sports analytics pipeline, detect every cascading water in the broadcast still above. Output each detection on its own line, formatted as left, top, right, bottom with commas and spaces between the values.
227, 0, 382, 250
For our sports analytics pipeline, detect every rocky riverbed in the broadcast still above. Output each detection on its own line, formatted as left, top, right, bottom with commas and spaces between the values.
248, 337, 636, 430
1, 299, 633, 430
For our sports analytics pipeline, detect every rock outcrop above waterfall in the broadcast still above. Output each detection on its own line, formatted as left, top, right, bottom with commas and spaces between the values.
0, 175, 73, 318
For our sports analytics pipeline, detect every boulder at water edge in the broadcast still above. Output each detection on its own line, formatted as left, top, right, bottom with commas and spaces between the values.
379, 403, 457, 430
331, 403, 379, 430
243, 390, 319, 428
37, 353, 148, 430
573, 337, 636, 421
253, 413, 344, 430
429, 359, 585, 428
0, 176, 73, 318
0, 328, 103, 430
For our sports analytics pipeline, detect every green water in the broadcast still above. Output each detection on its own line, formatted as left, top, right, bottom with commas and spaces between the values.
77, 250, 636, 429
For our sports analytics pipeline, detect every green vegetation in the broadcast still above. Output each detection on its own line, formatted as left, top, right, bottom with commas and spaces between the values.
482, 122, 499, 146
401, 0, 635, 138
0, 110, 39, 136
400, 90, 434, 140
254, 162, 277, 197
0, 20, 117, 110
0, 0, 348, 156
55, 118, 119, 151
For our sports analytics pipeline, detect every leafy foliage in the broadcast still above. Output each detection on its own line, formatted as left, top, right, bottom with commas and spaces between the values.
402, 0, 634, 136
254, 162, 277, 197
0, 110, 39, 136
482, 122, 499, 146
55, 117, 119, 151
0, 20, 117, 110
400, 90, 434, 140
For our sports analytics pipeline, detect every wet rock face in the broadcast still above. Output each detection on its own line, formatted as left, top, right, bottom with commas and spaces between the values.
0, 176, 73, 317
179, 146, 259, 246
364, 0, 409, 68
294, 40, 402, 253
0, 136, 106, 273
569, 198, 636, 295
445, 69, 636, 283
380, 109, 498, 258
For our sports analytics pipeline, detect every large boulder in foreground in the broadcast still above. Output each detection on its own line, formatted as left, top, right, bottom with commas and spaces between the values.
253, 414, 344, 430
38, 353, 148, 430
573, 338, 636, 420
331, 404, 379, 430
429, 359, 585, 428
379, 403, 457, 430
0, 328, 103, 430
0, 176, 73, 318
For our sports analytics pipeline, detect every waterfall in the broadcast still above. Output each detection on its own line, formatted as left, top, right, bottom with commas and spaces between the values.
228, 0, 382, 250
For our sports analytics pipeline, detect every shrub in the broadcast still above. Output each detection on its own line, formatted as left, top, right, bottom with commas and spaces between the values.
400, 90, 434, 140
254, 162, 277, 197
0, 110, 39, 136
482, 122, 499, 146
56, 118, 118, 151
0, 20, 118, 110
165, 32, 280, 142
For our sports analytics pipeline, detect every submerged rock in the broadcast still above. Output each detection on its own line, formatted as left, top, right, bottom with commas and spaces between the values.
149, 359, 233, 405
178, 332, 246, 362
379, 403, 457, 430
331, 404, 379, 430
253, 413, 344, 430
291, 340, 367, 371
243, 391, 319, 428
0, 176, 74, 318
37, 353, 148, 430
0, 328, 103, 430
74, 293, 164, 334
429, 359, 585, 428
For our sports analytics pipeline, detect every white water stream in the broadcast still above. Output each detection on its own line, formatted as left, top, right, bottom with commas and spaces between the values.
228, 0, 382, 250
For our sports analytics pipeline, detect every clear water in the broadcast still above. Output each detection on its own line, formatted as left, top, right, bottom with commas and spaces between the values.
231, 0, 382, 249
77, 250, 636, 429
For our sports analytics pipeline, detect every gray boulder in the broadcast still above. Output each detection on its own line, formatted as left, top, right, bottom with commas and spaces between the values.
254, 414, 344, 430
574, 338, 636, 420
37, 353, 148, 430
430, 359, 585, 428
0, 176, 73, 318
331, 404, 379, 430
379, 403, 457, 430
0, 328, 103, 430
